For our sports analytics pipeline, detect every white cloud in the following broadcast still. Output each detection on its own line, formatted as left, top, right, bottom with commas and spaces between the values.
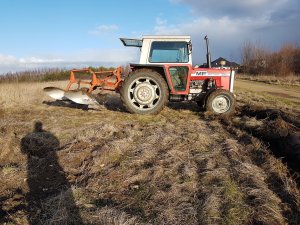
0, 55, 65, 73
0, 54, 19, 65
156, 17, 167, 26
154, 16, 270, 38
0, 55, 64, 65
89, 24, 119, 36
153, 16, 271, 63
0, 48, 139, 74
69, 48, 138, 63
163, 0, 300, 63
19, 57, 64, 64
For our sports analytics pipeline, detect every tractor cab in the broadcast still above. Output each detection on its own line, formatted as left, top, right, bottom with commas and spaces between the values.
120, 35, 192, 65
121, 36, 193, 92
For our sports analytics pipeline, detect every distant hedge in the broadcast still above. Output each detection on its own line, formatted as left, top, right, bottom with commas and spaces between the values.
0, 66, 116, 83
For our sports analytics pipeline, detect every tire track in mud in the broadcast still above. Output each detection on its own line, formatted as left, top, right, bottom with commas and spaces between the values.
201, 104, 300, 224
227, 105, 300, 181
121, 118, 212, 224
195, 144, 233, 225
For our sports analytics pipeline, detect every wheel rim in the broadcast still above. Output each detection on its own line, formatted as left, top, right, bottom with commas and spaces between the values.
211, 95, 231, 113
128, 77, 161, 111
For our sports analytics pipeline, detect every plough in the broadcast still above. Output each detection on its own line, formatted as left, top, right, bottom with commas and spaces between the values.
44, 67, 122, 105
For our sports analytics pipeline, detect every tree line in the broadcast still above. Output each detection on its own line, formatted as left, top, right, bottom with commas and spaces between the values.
241, 41, 300, 76
0, 66, 116, 83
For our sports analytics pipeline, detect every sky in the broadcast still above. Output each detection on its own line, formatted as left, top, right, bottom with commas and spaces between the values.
0, 0, 299, 73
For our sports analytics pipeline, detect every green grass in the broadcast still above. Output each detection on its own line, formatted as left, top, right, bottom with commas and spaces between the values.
222, 180, 250, 225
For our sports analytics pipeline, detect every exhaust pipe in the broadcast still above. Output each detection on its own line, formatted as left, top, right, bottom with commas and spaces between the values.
204, 35, 211, 68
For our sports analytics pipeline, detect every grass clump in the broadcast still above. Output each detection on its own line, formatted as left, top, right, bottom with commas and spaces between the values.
222, 180, 251, 225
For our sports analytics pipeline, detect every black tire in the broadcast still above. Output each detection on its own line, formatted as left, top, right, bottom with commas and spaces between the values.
120, 69, 169, 114
196, 100, 205, 111
196, 90, 214, 110
205, 89, 235, 115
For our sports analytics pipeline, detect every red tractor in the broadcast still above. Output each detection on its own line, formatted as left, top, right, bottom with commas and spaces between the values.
44, 35, 236, 115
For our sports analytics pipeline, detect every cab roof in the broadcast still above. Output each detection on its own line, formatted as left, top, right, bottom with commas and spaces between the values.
120, 35, 191, 47
142, 35, 191, 39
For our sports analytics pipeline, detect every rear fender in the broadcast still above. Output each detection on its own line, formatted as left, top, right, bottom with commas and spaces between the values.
130, 64, 172, 91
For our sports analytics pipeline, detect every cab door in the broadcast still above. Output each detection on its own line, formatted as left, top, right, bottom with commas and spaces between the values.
147, 40, 192, 94
166, 66, 190, 94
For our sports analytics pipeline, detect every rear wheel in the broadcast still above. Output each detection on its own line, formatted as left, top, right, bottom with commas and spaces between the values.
120, 69, 169, 114
205, 89, 235, 115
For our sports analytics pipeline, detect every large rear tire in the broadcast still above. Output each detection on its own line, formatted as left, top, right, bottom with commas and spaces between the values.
120, 69, 169, 114
205, 89, 235, 115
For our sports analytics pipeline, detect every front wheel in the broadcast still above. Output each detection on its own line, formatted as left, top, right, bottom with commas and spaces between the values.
120, 69, 169, 114
205, 89, 235, 115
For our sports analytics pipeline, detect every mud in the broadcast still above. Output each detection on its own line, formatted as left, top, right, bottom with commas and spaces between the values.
222, 105, 300, 184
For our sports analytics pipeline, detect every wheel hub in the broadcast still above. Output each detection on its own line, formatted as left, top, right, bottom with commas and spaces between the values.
134, 84, 155, 105
128, 78, 160, 110
212, 95, 230, 113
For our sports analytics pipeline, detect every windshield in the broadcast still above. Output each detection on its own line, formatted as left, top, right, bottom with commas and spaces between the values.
149, 41, 188, 63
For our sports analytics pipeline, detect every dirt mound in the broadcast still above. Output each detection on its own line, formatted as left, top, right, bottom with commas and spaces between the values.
240, 106, 300, 127
229, 105, 300, 174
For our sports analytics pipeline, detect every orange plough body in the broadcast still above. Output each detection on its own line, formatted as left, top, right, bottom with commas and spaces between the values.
65, 67, 123, 94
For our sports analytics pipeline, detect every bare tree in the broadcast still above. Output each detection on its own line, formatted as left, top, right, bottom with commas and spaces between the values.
241, 41, 300, 76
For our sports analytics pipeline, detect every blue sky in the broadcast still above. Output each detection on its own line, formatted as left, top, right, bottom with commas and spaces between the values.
0, 0, 299, 73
